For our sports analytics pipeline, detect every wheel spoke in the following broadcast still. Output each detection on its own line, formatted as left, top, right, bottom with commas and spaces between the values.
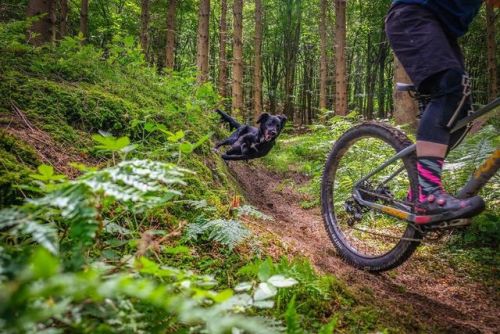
327, 135, 416, 257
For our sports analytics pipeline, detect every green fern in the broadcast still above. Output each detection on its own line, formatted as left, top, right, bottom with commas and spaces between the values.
1, 159, 190, 252
318, 316, 339, 334
285, 295, 304, 334
186, 218, 251, 250
0, 208, 58, 254
236, 205, 274, 221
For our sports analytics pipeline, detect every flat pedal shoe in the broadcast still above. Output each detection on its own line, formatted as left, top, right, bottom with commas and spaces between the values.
413, 191, 485, 225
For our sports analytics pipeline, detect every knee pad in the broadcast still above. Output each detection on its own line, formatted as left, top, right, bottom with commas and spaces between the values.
434, 69, 465, 97
429, 69, 471, 127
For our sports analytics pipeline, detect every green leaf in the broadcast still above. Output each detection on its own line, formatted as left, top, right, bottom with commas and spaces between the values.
192, 133, 212, 150
167, 130, 185, 142
253, 300, 275, 309
144, 122, 156, 132
92, 134, 131, 152
318, 316, 339, 334
285, 296, 304, 334
213, 289, 234, 303
257, 258, 273, 281
38, 164, 54, 177
234, 281, 253, 292
30, 164, 66, 183
115, 136, 130, 150
29, 247, 60, 279
253, 282, 277, 301
163, 245, 190, 255
267, 275, 298, 288
179, 142, 193, 154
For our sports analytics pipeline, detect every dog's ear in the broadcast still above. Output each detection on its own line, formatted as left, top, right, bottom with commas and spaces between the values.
256, 113, 270, 124
278, 115, 287, 127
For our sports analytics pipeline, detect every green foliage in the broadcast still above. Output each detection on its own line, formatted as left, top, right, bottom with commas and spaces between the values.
0, 130, 39, 206
237, 257, 362, 332
0, 208, 59, 255
318, 316, 339, 334
0, 156, 300, 333
186, 217, 251, 251
285, 296, 304, 334
0, 248, 279, 334
236, 205, 274, 221
444, 125, 500, 247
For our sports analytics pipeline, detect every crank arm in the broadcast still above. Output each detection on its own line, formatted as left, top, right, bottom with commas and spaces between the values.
353, 190, 434, 224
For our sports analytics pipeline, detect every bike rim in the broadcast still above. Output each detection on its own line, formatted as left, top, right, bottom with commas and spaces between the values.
328, 135, 415, 258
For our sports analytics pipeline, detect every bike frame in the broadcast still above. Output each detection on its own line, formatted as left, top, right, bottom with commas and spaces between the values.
352, 97, 500, 224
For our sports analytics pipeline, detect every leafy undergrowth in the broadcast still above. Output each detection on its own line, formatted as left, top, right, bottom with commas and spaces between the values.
0, 21, 410, 333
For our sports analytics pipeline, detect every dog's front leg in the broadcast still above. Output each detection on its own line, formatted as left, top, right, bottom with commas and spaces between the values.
214, 138, 232, 151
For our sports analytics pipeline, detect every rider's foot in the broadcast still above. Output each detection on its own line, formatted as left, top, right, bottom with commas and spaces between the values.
414, 190, 485, 224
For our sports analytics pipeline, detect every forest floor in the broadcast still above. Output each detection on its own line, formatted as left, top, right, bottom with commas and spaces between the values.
228, 161, 499, 334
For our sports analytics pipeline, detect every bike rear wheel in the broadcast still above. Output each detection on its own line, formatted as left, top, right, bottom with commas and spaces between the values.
321, 122, 422, 272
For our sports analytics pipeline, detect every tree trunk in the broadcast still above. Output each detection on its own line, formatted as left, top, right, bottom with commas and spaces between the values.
232, 0, 244, 113
253, 0, 263, 120
27, 0, 55, 45
165, 0, 177, 70
283, 0, 302, 120
486, 3, 497, 101
319, 0, 328, 110
334, 0, 347, 116
196, 0, 210, 83
140, 0, 150, 58
377, 27, 388, 118
393, 57, 418, 127
218, 0, 228, 98
60, 0, 69, 38
80, 0, 89, 43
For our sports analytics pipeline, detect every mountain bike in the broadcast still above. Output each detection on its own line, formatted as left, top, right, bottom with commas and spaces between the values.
320, 83, 500, 272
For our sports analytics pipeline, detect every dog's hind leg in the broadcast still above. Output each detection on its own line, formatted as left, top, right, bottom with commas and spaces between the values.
215, 109, 241, 130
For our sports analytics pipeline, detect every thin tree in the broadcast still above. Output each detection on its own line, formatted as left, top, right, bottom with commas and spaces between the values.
140, 0, 150, 58
253, 0, 263, 120
486, 2, 497, 101
218, 0, 228, 97
334, 0, 347, 116
393, 57, 418, 127
80, 0, 89, 43
319, 0, 328, 110
282, 0, 302, 119
60, 0, 69, 37
26, 0, 56, 45
196, 0, 210, 83
232, 0, 244, 113
165, 0, 177, 70
377, 26, 388, 118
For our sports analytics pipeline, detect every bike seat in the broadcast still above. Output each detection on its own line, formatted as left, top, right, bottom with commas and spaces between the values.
396, 82, 415, 92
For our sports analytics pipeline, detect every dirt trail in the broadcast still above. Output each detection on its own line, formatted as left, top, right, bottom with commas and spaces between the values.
228, 162, 499, 333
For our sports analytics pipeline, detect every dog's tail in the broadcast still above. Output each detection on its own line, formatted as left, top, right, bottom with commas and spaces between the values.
215, 109, 241, 130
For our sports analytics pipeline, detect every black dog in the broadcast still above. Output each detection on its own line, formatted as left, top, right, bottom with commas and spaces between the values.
214, 109, 287, 160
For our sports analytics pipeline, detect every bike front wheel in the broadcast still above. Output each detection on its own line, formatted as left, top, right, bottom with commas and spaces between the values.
321, 122, 422, 272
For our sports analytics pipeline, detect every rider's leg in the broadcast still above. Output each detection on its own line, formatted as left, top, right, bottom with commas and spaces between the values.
413, 69, 484, 221
386, 4, 484, 222
416, 69, 466, 200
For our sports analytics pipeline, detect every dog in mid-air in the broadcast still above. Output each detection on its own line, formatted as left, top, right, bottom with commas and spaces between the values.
214, 109, 287, 160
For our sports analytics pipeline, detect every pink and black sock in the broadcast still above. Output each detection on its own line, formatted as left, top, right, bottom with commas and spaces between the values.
417, 156, 444, 202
